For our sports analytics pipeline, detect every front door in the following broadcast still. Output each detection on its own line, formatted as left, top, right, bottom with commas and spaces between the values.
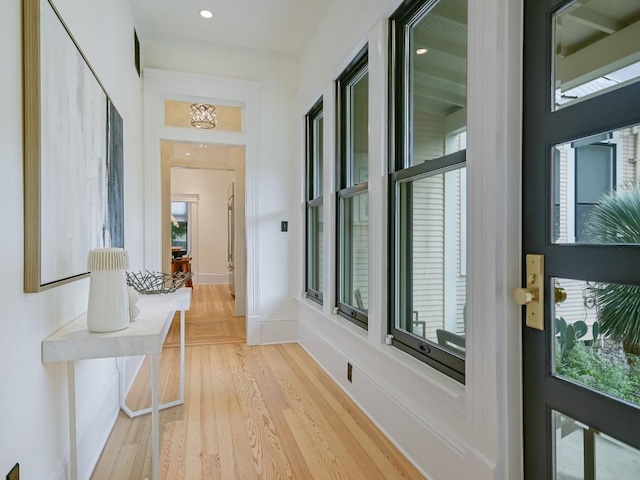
522, 0, 640, 478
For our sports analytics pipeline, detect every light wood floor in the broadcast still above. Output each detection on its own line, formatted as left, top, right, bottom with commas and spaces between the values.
91, 286, 425, 479
164, 284, 245, 347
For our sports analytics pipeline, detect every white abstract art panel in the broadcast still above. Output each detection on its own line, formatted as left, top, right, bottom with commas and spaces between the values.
38, 0, 108, 286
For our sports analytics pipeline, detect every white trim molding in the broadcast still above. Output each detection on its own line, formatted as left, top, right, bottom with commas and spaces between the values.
465, 0, 523, 478
171, 193, 200, 203
142, 68, 261, 337
196, 273, 230, 285
247, 315, 262, 345
261, 317, 298, 344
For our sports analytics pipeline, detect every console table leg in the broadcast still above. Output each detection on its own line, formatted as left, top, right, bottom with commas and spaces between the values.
67, 361, 78, 480
180, 310, 185, 403
151, 353, 160, 480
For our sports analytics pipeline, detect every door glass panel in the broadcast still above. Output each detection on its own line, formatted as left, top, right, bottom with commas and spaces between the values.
338, 193, 369, 312
551, 123, 640, 244
408, 0, 467, 166
553, 410, 640, 479
552, 1, 640, 111
396, 167, 467, 355
553, 277, 640, 407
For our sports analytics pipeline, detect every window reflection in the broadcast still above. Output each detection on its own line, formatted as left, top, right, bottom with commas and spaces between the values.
552, 124, 640, 245
553, 1, 640, 110
397, 165, 467, 358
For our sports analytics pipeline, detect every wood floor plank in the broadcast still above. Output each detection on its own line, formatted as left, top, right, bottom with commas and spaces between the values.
228, 345, 295, 480
240, 346, 314, 480
185, 346, 204, 479
256, 346, 370, 480
199, 347, 221, 479
282, 345, 424, 479
213, 344, 260, 480
282, 408, 336, 480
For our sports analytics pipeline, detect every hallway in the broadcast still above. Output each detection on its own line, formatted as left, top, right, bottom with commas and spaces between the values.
91, 286, 424, 479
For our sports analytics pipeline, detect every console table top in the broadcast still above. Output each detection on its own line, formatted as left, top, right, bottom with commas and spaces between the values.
42, 288, 191, 363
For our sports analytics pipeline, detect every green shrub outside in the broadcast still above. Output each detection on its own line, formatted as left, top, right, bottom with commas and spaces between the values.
555, 340, 640, 405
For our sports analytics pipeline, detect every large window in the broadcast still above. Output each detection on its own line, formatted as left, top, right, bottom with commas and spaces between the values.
306, 98, 324, 304
389, 0, 468, 382
336, 46, 369, 329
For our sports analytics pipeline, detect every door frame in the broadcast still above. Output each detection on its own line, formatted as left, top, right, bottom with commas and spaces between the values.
462, 0, 525, 477
142, 68, 262, 345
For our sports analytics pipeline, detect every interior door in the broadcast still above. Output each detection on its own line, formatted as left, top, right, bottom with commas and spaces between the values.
228, 181, 235, 296
522, 0, 640, 478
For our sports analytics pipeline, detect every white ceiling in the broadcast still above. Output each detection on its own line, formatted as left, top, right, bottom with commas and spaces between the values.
129, 0, 330, 56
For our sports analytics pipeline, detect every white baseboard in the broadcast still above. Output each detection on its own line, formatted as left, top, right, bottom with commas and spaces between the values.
196, 272, 230, 284
465, 447, 499, 479
123, 355, 145, 394
298, 310, 468, 480
261, 317, 297, 344
247, 315, 262, 345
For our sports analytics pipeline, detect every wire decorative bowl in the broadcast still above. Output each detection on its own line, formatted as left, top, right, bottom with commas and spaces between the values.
126, 271, 193, 294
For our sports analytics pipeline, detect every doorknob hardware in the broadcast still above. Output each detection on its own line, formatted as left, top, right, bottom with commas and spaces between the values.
514, 254, 544, 330
514, 287, 537, 305
555, 286, 567, 303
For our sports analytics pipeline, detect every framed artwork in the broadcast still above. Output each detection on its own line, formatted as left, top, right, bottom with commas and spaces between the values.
23, 0, 124, 292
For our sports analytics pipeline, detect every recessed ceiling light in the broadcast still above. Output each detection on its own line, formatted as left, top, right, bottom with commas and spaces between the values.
200, 9, 213, 19
186, 152, 191, 156
416, 48, 428, 55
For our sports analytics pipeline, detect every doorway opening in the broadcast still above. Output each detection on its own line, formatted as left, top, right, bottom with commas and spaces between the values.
161, 140, 247, 346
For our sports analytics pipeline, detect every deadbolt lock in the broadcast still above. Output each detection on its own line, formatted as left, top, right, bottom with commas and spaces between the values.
514, 254, 544, 330
555, 286, 567, 303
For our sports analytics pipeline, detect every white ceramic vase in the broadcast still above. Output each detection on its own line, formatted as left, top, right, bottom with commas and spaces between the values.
87, 248, 130, 333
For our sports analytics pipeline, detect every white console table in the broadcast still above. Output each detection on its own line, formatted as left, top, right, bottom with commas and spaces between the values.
42, 288, 191, 480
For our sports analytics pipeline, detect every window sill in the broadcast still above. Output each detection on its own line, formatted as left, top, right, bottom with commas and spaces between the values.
297, 296, 369, 339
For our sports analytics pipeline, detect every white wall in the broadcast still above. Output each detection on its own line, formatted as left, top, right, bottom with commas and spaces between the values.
171, 168, 235, 284
0, 0, 142, 478
143, 41, 300, 338
296, 1, 523, 480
